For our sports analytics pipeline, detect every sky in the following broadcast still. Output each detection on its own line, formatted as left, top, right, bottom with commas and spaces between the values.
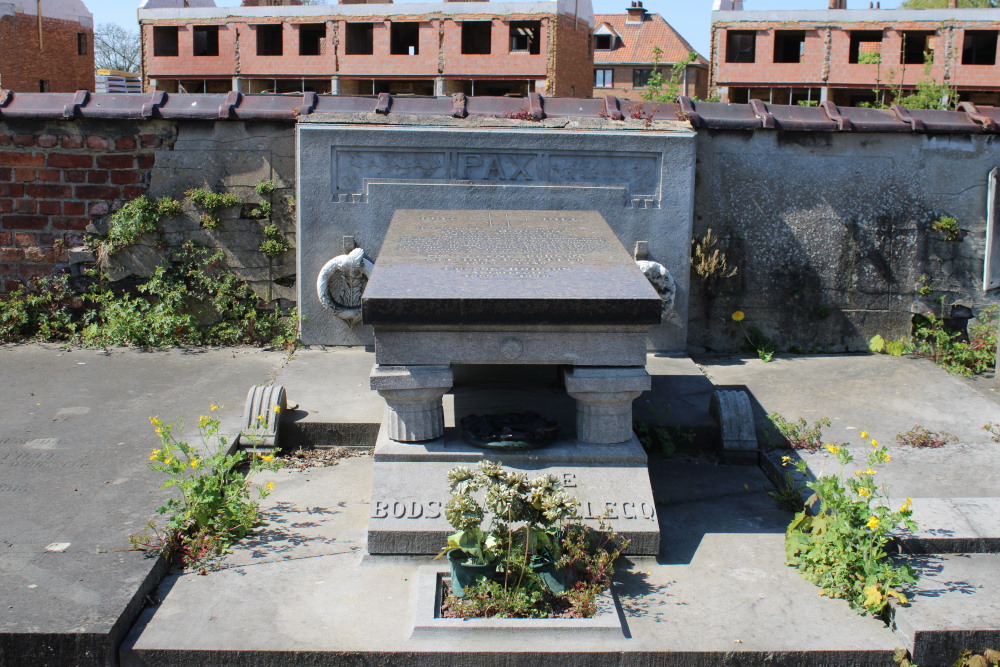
83, 0, 904, 57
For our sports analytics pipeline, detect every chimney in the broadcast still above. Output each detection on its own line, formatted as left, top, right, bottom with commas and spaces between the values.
712, 0, 744, 8
828, 0, 847, 8
626, 1, 647, 23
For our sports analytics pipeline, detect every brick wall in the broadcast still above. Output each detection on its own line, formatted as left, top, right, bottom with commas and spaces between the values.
0, 121, 176, 292
549, 14, 593, 98
0, 13, 95, 93
594, 64, 709, 100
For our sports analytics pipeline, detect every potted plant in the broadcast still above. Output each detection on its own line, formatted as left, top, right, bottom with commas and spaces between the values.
437, 460, 579, 598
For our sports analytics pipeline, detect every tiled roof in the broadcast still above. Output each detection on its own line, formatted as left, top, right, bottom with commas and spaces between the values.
594, 12, 708, 66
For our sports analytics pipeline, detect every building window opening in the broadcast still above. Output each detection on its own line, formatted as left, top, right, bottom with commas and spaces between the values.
901, 31, 934, 65
849, 31, 883, 64
726, 30, 756, 63
789, 87, 821, 105
39, 79, 50, 92
773, 30, 805, 63
256, 24, 283, 56
595, 68, 613, 88
509, 21, 540, 54
153, 26, 179, 57
77, 32, 87, 56
632, 68, 654, 88
193, 25, 219, 57
962, 30, 997, 65
345, 23, 374, 55
461, 21, 492, 55
728, 87, 750, 103
299, 23, 326, 56
390, 22, 420, 55
594, 34, 613, 50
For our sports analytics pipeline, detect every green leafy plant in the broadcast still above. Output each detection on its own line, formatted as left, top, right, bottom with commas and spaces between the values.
731, 310, 775, 361
131, 405, 283, 571
983, 423, 1000, 443
259, 224, 291, 260
98, 195, 179, 259
916, 274, 933, 297
0, 274, 79, 342
912, 302, 997, 376
767, 413, 832, 450
250, 199, 273, 220
785, 432, 918, 622
199, 214, 221, 230
869, 333, 910, 357
896, 425, 957, 448
932, 216, 962, 241
255, 180, 276, 197
633, 401, 693, 456
185, 188, 242, 213
641, 47, 698, 103
155, 196, 183, 219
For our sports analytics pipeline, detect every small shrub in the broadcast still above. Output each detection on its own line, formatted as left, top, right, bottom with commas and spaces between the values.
767, 413, 831, 450
185, 188, 242, 212
250, 199, 273, 220
869, 334, 910, 357
896, 425, 957, 449
255, 180, 276, 196
0, 274, 78, 342
913, 303, 997, 376
199, 214, 220, 230
931, 216, 961, 241
259, 224, 291, 259
100, 195, 161, 258
131, 406, 283, 572
155, 196, 183, 219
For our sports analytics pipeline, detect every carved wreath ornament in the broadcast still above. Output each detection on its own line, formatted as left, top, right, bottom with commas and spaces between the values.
636, 260, 676, 313
316, 248, 374, 326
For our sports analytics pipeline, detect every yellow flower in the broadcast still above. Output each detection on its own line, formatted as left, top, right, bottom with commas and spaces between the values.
261, 454, 274, 462
860, 431, 869, 439
273, 405, 281, 414
824, 444, 840, 455
871, 439, 878, 448
198, 415, 210, 428
164, 457, 175, 466
900, 498, 913, 512
866, 516, 880, 530
881, 453, 891, 463
858, 488, 871, 498
256, 414, 266, 423
190, 458, 200, 469
210, 403, 220, 412
862, 584, 883, 607
154, 426, 163, 436
731, 311, 745, 322
149, 448, 161, 461
265, 482, 275, 491
781, 455, 792, 466
149, 416, 161, 427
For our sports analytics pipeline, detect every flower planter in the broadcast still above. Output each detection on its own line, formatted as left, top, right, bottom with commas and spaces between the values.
447, 549, 497, 598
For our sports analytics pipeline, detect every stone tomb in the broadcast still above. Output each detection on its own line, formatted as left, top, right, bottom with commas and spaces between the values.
364, 209, 663, 555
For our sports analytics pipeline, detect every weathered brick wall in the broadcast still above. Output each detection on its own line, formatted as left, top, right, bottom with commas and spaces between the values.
0, 121, 175, 292
549, 14, 593, 98
0, 13, 95, 93
594, 64, 709, 101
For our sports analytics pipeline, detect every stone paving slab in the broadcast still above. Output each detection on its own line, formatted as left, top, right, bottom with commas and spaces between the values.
0, 345, 289, 667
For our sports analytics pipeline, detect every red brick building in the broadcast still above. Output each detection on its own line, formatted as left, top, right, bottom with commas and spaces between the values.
593, 2, 708, 100
711, 2, 1000, 107
139, 0, 594, 97
0, 0, 95, 93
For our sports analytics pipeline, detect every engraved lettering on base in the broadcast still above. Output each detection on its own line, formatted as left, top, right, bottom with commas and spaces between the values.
316, 248, 374, 326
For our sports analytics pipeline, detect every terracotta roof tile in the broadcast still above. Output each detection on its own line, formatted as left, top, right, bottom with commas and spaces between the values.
593, 13, 708, 66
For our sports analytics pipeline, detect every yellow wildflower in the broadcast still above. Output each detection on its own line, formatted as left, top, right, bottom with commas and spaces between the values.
273, 405, 281, 414
149, 448, 161, 461
900, 498, 913, 512
860, 431, 869, 439
256, 414, 266, 423
862, 584, 883, 607
871, 439, 878, 448
731, 311, 745, 322
265, 482, 275, 491
164, 457, 175, 466
881, 453, 891, 463
781, 455, 792, 466
154, 426, 163, 436
190, 458, 200, 469
210, 403, 220, 412
261, 454, 274, 462
858, 487, 871, 498
866, 516, 880, 530
198, 415, 210, 428
149, 416, 161, 427
824, 444, 840, 455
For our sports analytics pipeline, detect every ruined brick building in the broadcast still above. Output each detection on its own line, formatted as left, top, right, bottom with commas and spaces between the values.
711, 0, 1000, 107
593, 2, 708, 101
139, 0, 594, 97
0, 0, 95, 93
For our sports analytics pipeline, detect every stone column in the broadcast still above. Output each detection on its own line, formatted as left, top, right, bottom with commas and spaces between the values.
564, 367, 650, 445
331, 75, 341, 96
434, 76, 445, 97
370, 365, 452, 442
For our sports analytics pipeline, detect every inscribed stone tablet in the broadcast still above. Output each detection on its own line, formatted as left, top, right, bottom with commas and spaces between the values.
362, 210, 662, 326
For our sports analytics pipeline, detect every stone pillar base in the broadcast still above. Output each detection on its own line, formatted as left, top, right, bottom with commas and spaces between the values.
370, 365, 452, 442
564, 367, 650, 445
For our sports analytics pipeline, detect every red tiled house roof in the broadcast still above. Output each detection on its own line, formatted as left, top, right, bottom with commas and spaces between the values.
594, 9, 707, 66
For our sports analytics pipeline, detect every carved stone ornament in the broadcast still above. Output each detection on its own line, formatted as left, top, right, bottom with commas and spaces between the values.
316, 247, 374, 326
636, 260, 676, 312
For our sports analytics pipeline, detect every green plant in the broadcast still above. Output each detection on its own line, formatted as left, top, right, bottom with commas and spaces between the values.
769, 461, 807, 512
255, 180, 276, 197
932, 216, 962, 241
250, 199, 273, 220
99, 195, 172, 259
0, 274, 79, 342
641, 47, 698, 103
896, 425, 957, 448
199, 214, 220, 230
185, 188, 242, 213
913, 302, 997, 376
155, 196, 183, 219
131, 405, 283, 571
259, 224, 292, 259
633, 402, 693, 456
731, 310, 775, 361
916, 274, 933, 297
785, 432, 918, 621
767, 413, 831, 450
983, 423, 1000, 443
869, 334, 910, 357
